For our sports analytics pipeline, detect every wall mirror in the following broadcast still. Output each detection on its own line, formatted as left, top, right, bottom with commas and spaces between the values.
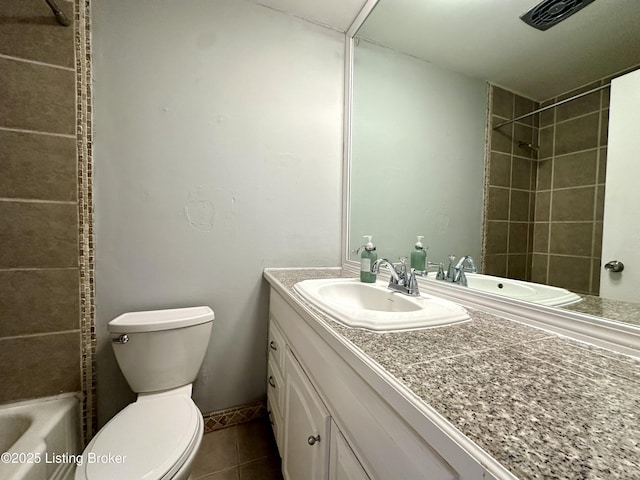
344, 0, 640, 327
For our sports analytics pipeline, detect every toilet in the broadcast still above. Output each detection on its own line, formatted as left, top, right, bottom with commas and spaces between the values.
75, 306, 214, 480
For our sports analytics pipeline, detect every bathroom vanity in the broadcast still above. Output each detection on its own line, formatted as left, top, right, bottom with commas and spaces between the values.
263, 268, 639, 480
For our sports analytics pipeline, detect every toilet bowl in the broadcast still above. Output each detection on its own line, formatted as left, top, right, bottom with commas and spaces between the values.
75, 306, 214, 480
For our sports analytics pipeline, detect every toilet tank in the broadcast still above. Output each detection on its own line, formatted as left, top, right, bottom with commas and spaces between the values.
108, 306, 214, 393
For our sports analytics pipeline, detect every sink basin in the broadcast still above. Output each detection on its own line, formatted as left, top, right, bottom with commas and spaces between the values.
294, 278, 470, 331
427, 272, 581, 307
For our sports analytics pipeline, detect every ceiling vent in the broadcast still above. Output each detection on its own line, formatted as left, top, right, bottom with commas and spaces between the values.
520, 0, 597, 31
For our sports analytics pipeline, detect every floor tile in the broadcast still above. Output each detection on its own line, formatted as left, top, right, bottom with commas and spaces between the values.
192, 426, 238, 479
237, 418, 278, 463
239, 456, 283, 480
197, 467, 239, 480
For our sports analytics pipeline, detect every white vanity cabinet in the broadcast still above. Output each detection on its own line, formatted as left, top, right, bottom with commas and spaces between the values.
282, 347, 330, 480
329, 421, 370, 480
266, 287, 489, 480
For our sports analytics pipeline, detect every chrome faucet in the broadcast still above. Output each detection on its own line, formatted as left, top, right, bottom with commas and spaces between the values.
443, 255, 477, 286
371, 257, 420, 296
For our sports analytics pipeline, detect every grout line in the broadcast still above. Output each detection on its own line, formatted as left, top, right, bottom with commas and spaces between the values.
0, 267, 77, 272
0, 329, 81, 341
0, 197, 77, 205
0, 54, 75, 72
0, 126, 76, 139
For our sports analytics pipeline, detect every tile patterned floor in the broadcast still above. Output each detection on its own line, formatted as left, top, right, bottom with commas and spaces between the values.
191, 418, 283, 480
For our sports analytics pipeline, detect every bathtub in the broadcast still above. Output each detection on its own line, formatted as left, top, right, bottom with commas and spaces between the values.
0, 395, 81, 480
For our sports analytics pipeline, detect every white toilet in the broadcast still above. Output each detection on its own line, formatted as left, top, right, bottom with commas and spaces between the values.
75, 306, 214, 480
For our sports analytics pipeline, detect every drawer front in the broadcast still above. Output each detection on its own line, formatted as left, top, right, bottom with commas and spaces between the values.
267, 396, 283, 456
268, 316, 286, 371
267, 357, 285, 415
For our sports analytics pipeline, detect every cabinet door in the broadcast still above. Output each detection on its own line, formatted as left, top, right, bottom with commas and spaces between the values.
283, 347, 330, 480
329, 421, 370, 480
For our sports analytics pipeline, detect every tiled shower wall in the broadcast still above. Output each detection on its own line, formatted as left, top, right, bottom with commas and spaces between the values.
0, 0, 95, 439
531, 82, 610, 295
484, 87, 539, 281
485, 82, 610, 296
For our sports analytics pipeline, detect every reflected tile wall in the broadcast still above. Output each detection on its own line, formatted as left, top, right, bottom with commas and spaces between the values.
484, 86, 538, 281
532, 80, 610, 295
485, 73, 624, 296
0, 0, 95, 441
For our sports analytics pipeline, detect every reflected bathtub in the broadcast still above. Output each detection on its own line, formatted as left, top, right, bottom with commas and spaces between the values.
0, 395, 81, 480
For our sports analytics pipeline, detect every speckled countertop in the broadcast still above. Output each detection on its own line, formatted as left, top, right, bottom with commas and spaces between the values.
265, 268, 640, 480
561, 295, 640, 327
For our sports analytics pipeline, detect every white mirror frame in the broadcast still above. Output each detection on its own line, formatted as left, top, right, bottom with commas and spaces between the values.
340, 0, 640, 357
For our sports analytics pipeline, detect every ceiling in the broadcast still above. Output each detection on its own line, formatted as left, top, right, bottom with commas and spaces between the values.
252, 0, 369, 32
356, 0, 640, 101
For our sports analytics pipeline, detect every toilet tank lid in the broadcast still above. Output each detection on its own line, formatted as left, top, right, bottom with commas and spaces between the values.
108, 306, 214, 333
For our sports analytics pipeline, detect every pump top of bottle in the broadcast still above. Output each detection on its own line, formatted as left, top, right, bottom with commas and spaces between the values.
415, 235, 425, 249
363, 235, 376, 251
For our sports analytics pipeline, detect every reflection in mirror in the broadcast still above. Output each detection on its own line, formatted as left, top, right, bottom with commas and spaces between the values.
347, 0, 640, 322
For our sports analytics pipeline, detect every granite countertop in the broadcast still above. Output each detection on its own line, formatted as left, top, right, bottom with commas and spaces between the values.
265, 268, 640, 480
561, 295, 640, 327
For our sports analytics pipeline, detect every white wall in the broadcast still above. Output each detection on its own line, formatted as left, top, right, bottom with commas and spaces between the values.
349, 40, 487, 266
92, 0, 344, 425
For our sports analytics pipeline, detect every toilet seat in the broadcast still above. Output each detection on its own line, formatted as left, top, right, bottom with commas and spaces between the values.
75, 395, 202, 480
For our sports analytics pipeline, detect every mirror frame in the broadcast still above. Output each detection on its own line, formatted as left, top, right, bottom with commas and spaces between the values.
340, 0, 640, 356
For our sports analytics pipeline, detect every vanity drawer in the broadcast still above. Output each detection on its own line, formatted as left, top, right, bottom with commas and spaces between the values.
268, 316, 286, 371
267, 396, 283, 456
267, 357, 285, 415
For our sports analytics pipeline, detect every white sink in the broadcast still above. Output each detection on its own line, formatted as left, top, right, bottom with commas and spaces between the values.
294, 278, 470, 332
428, 272, 581, 307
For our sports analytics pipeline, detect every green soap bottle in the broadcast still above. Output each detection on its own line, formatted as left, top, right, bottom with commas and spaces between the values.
410, 235, 427, 272
359, 235, 378, 283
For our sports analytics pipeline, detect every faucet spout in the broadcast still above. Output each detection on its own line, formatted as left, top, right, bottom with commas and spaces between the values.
371, 259, 401, 283
455, 255, 477, 273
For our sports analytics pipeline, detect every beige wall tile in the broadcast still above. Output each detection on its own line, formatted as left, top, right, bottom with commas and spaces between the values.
0, 269, 79, 337
485, 221, 508, 254
0, 331, 80, 404
538, 126, 553, 160
533, 222, 549, 253
536, 159, 552, 190
599, 110, 609, 146
551, 187, 595, 222
549, 222, 593, 256
511, 157, 532, 190
0, 201, 78, 268
555, 83, 601, 122
548, 255, 591, 293
507, 254, 527, 280
514, 95, 537, 126
0, 130, 77, 201
0, 57, 75, 135
591, 259, 601, 295
513, 123, 536, 159
598, 147, 607, 184
0, 0, 74, 68
487, 187, 510, 221
509, 190, 530, 222
554, 112, 599, 156
489, 152, 511, 187
553, 150, 597, 189
508, 222, 529, 254
492, 86, 514, 119
535, 191, 551, 221
484, 254, 507, 277
539, 100, 555, 128
531, 254, 548, 284
491, 119, 513, 154
593, 222, 603, 258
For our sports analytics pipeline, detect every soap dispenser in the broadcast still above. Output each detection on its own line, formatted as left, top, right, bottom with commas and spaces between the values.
410, 235, 427, 272
359, 235, 378, 283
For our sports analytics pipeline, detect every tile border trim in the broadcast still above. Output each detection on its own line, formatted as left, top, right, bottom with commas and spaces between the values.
202, 400, 268, 433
